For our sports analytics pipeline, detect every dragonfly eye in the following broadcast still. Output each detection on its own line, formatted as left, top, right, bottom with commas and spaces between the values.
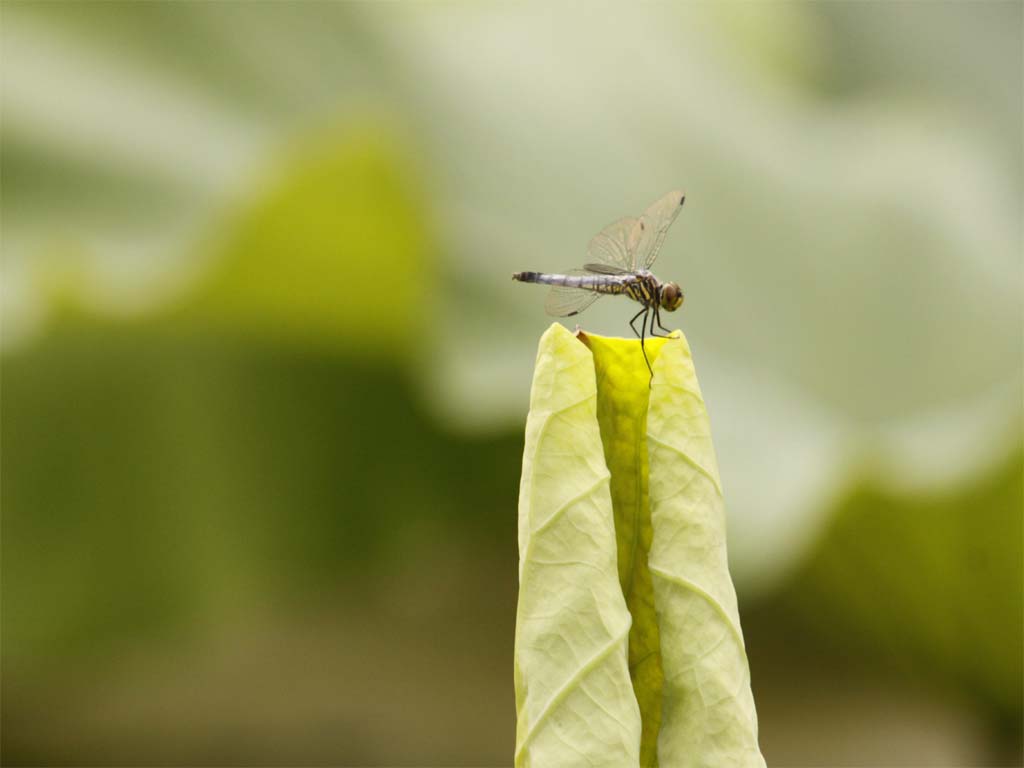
661, 282, 684, 311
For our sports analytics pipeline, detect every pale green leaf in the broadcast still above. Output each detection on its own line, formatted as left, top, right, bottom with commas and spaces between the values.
515, 324, 763, 767
515, 324, 641, 767
648, 336, 764, 766
583, 332, 668, 768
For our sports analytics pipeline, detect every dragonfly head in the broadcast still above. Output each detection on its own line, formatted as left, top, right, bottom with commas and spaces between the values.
660, 282, 684, 312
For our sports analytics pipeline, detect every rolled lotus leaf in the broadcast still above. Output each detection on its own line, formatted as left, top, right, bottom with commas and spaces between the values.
514, 323, 764, 768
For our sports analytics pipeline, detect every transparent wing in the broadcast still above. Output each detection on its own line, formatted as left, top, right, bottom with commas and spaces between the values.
544, 270, 603, 317
586, 216, 639, 271
583, 262, 631, 275
632, 190, 686, 270
545, 288, 600, 317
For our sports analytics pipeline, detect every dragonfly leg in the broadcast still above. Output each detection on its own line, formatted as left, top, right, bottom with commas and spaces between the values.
640, 307, 654, 384
629, 306, 654, 384
628, 307, 646, 339
650, 304, 672, 337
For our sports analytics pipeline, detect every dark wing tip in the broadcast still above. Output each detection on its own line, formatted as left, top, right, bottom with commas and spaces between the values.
679, 193, 686, 206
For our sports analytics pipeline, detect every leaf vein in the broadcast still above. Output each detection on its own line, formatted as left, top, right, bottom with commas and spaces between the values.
531, 473, 612, 537
648, 564, 748, 672
514, 626, 631, 764
647, 433, 722, 496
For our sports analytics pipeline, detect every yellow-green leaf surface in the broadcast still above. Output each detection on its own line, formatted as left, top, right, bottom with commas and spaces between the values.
514, 325, 641, 767
647, 335, 764, 767
515, 323, 764, 767
583, 332, 667, 768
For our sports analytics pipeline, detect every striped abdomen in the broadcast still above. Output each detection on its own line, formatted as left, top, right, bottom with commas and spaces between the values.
512, 271, 628, 295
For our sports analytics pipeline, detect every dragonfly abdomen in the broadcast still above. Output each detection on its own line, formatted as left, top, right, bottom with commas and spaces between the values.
512, 271, 627, 294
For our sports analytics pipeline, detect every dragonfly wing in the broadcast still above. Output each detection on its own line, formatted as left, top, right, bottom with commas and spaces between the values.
543, 270, 603, 317
587, 216, 639, 271
545, 287, 601, 317
632, 190, 686, 270
583, 262, 632, 275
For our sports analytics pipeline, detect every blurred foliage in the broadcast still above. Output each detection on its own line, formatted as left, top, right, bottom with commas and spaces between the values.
779, 448, 1023, 724
3, 126, 455, 679
180, 126, 430, 358
2, 320, 520, 673
5, 1, 1022, 587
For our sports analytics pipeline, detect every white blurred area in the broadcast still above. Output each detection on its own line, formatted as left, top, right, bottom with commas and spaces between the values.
4, 2, 1019, 590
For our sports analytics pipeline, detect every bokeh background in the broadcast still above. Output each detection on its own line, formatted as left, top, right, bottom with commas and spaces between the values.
2, 2, 1022, 765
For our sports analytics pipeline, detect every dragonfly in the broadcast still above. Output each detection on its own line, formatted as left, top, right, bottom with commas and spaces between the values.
513, 190, 687, 380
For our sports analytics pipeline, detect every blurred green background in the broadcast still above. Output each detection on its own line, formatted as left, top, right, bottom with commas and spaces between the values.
2, 2, 1022, 765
